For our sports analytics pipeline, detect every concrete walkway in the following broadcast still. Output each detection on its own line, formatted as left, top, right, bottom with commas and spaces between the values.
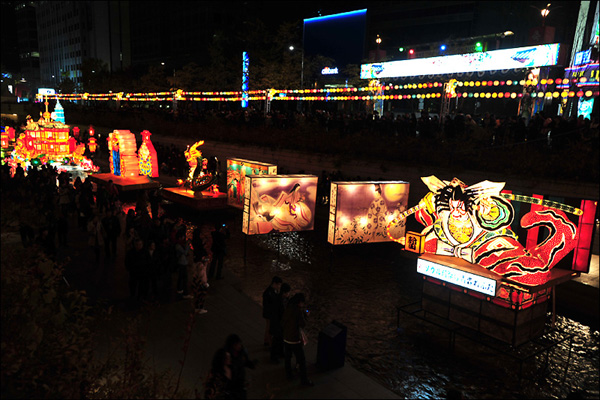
91, 271, 400, 399
53, 193, 400, 399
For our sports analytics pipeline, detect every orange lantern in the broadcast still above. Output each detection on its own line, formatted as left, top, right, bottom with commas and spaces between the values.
88, 137, 97, 153
1, 130, 8, 148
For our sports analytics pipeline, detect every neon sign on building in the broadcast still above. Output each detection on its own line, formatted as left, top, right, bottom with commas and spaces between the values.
360, 43, 561, 79
321, 67, 339, 75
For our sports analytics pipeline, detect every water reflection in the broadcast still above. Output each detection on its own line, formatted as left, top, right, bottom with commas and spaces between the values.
167, 204, 599, 399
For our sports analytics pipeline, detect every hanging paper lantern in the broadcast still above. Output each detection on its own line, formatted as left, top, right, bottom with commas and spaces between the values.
88, 137, 97, 153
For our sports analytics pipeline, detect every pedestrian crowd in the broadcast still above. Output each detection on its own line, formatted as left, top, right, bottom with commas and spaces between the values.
2, 163, 318, 398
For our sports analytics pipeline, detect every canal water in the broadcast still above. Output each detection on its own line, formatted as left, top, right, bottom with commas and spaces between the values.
162, 201, 599, 400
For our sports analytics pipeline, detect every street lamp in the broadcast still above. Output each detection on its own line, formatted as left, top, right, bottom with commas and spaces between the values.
531, 3, 558, 27
375, 34, 382, 62
540, 3, 551, 25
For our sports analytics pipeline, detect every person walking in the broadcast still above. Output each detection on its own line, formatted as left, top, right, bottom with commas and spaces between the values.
175, 230, 193, 299
282, 292, 313, 386
203, 348, 233, 399
209, 222, 230, 280
87, 212, 106, 263
270, 282, 291, 363
191, 257, 209, 314
191, 227, 210, 313
224, 334, 256, 399
262, 276, 282, 347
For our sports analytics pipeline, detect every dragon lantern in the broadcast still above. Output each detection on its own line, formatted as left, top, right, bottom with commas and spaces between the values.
178, 140, 217, 192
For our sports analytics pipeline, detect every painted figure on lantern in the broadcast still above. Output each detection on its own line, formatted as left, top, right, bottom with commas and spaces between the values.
228, 166, 254, 204
249, 183, 313, 234
107, 131, 121, 175
226, 159, 277, 209
390, 176, 579, 285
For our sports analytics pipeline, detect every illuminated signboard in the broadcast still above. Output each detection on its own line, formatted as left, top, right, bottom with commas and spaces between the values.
360, 43, 561, 79
328, 181, 409, 245
558, 63, 599, 89
574, 49, 592, 66
227, 158, 277, 209
38, 88, 56, 96
321, 67, 339, 75
578, 98, 595, 119
417, 257, 498, 297
243, 175, 318, 235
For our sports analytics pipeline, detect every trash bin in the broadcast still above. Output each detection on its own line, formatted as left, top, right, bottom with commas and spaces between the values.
316, 320, 347, 370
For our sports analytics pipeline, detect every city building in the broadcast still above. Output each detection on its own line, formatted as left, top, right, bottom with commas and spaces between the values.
34, 1, 130, 91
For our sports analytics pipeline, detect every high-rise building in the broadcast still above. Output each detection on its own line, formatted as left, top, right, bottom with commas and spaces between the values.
15, 2, 40, 93
35, 1, 130, 91
36, 1, 88, 89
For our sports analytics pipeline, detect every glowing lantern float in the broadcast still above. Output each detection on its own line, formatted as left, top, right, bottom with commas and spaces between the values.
107, 130, 138, 177
138, 130, 159, 178
118, 131, 139, 177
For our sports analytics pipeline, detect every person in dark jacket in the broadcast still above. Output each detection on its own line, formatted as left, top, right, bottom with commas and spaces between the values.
125, 238, 150, 300
270, 282, 291, 362
281, 292, 313, 386
102, 207, 121, 260
204, 348, 233, 399
262, 276, 282, 347
224, 334, 256, 399
208, 222, 229, 280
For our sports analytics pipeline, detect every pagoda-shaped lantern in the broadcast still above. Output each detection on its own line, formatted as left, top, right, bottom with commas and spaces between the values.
51, 99, 65, 124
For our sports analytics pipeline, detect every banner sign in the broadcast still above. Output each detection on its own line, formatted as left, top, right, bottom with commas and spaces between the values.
417, 257, 498, 296
360, 43, 561, 79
